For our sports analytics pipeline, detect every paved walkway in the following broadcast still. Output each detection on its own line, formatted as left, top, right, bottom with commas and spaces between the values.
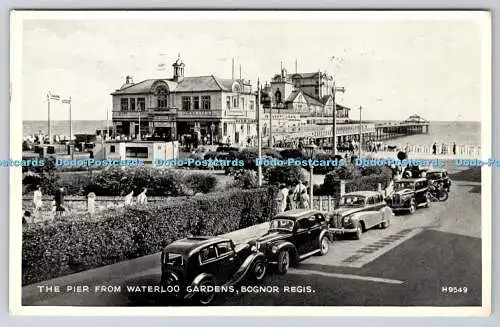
22, 222, 270, 303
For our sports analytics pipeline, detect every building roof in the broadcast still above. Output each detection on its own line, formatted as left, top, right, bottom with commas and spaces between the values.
284, 90, 302, 103
404, 114, 429, 123
111, 76, 244, 95
288, 72, 320, 79
302, 92, 324, 107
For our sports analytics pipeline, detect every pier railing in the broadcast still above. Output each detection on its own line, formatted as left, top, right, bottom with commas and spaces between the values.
364, 143, 481, 159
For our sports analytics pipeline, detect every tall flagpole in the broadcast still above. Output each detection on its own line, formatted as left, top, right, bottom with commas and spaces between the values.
69, 97, 73, 159
47, 93, 51, 143
257, 79, 262, 187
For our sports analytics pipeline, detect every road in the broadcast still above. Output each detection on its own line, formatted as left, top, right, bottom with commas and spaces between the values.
22, 180, 482, 306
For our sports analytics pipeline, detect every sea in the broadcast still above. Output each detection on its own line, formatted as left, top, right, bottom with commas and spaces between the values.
22, 120, 481, 147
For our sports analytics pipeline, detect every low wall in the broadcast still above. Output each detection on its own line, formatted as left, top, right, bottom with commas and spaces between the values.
22, 195, 173, 213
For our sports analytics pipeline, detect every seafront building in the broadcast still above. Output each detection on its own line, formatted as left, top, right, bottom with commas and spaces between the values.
110, 56, 431, 148
110, 55, 257, 145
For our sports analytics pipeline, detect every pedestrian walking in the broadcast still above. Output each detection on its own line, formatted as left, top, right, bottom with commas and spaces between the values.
286, 187, 295, 211
278, 184, 289, 212
299, 189, 310, 209
54, 187, 66, 217
432, 142, 437, 155
33, 185, 43, 218
453, 142, 457, 155
293, 181, 306, 208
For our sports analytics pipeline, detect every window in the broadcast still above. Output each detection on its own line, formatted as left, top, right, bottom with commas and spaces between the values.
241, 97, 245, 109
201, 96, 211, 110
193, 96, 200, 110
110, 145, 116, 153
120, 98, 129, 111
296, 218, 310, 231
130, 98, 136, 111
216, 242, 233, 256
233, 97, 238, 109
314, 86, 319, 95
199, 245, 218, 264
125, 146, 148, 158
275, 90, 282, 104
226, 96, 231, 109
157, 86, 168, 108
223, 123, 227, 136
367, 197, 375, 205
137, 98, 146, 111
249, 100, 255, 110
182, 96, 191, 110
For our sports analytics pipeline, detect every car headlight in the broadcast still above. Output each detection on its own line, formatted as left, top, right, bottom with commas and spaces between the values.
251, 241, 260, 252
343, 216, 350, 223
271, 245, 278, 253
251, 246, 257, 252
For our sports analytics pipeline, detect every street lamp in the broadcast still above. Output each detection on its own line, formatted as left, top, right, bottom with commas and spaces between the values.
304, 144, 317, 209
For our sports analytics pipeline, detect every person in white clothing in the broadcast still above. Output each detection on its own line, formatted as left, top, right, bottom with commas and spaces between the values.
278, 184, 289, 212
33, 185, 43, 218
137, 188, 148, 205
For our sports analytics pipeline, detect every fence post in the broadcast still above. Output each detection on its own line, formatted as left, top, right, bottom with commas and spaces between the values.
87, 192, 96, 215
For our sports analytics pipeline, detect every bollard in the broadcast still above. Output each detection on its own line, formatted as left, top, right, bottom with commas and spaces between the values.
87, 192, 96, 215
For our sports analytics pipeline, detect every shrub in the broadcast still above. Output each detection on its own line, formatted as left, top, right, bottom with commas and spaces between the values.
233, 169, 258, 189
280, 148, 304, 160
22, 187, 278, 285
183, 173, 218, 193
265, 165, 305, 186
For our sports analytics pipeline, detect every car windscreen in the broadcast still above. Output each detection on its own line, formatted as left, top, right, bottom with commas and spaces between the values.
269, 218, 294, 232
426, 172, 443, 180
394, 182, 415, 190
339, 195, 365, 207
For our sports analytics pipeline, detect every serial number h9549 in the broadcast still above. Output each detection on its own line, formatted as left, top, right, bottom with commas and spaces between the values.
441, 286, 468, 294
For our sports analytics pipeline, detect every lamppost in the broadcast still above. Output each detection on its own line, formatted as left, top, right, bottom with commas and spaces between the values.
304, 144, 317, 209
62, 97, 72, 158
331, 82, 345, 156
358, 106, 363, 157
256, 79, 263, 186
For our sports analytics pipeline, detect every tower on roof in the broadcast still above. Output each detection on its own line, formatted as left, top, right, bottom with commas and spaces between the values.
172, 53, 185, 82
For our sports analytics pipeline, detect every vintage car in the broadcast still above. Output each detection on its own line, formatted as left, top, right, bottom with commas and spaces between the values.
250, 209, 332, 274
160, 236, 266, 305
425, 168, 452, 192
328, 191, 393, 240
385, 178, 430, 214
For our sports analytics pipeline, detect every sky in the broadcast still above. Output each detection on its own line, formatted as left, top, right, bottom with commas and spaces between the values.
18, 12, 489, 122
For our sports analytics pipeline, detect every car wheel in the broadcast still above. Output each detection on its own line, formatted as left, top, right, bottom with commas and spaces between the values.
439, 191, 449, 202
252, 258, 267, 282
354, 224, 362, 240
277, 251, 290, 275
381, 219, 390, 229
197, 277, 217, 305
409, 201, 416, 214
319, 236, 329, 255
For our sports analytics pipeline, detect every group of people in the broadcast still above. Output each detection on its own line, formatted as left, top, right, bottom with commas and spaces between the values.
432, 142, 457, 155
24, 186, 66, 224
277, 181, 311, 213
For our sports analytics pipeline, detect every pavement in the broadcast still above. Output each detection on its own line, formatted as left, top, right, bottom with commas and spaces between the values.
22, 179, 483, 307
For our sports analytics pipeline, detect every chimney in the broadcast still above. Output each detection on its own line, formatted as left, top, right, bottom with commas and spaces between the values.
126, 75, 133, 84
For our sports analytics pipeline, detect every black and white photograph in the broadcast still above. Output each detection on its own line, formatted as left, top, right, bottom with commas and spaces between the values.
9, 10, 491, 315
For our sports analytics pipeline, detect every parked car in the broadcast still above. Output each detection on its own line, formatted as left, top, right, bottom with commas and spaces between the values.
328, 191, 393, 240
250, 209, 332, 275
425, 168, 451, 192
385, 178, 430, 214
160, 236, 266, 305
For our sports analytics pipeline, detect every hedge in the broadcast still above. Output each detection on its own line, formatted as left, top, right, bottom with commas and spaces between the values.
22, 187, 277, 285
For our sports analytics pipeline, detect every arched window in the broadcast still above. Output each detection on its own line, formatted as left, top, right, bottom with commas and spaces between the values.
275, 90, 282, 104
156, 86, 168, 108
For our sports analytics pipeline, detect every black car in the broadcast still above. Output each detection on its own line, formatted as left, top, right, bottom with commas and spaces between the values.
425, 168, 452, 192
385, 178, 430, 214
251, 209, 332, 274
160, 236, 266, 305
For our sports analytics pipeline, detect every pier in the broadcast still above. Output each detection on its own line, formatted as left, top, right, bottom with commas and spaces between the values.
268, 114, 431, 146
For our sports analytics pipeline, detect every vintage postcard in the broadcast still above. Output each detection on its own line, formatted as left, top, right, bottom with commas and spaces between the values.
9, 10, 491, 316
